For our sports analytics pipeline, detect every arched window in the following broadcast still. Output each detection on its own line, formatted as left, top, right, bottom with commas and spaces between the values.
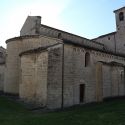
120, 70, 124, 80
119, 12, 124, 21
85, 52, 90, 67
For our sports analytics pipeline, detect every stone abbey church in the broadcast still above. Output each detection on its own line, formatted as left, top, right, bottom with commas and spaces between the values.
1, 7, 125, 109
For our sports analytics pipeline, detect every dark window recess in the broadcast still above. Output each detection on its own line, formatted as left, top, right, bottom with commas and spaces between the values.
58, 33, 62, 39
79, 84, 85, 103
85, 52, 90, 67
0, 52, 3, 58
119, 12, 124, 21
108, 37, 110, 40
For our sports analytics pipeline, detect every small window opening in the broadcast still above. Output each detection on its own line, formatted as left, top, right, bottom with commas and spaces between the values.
120, 70, 124, 80
85, 52, 90, 67
108, 37, 110, 40
58, 33, 62, 39
0, 52, 3, 58
119, 12, 124, 21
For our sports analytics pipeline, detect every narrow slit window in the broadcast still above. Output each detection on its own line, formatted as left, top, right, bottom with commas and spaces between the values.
85, 52, 90, 67
0, 52, 3, 58
119, 12, 124, 21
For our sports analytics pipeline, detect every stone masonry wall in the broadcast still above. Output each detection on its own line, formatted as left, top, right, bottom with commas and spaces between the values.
63, 45, 75, 107
19, 43, 125, 109
95, 62, 103, 102
63, 44, 125, 107
47, 44, 63, 109
5, 36, 62, 94
63, 44, 96, 107
20, 16, 41, 36
40, 25, 104, 51
102, 64, 112, 98
102, 65, 125, 98
20, 16, 104, 52
93, 33, 116, 53
20, 51, 48, 106
94, 32, 125, 55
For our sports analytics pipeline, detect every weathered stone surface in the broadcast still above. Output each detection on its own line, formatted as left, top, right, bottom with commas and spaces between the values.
47, 44, 63, 109
5, 36, 62, 94
4, 6, 125, 109
20, 51, 48, 106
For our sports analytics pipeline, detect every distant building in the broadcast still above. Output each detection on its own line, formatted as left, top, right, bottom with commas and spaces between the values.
3, 6, 125, 109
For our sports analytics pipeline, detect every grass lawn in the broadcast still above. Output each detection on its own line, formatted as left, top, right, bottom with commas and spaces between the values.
0, 96, 125, 125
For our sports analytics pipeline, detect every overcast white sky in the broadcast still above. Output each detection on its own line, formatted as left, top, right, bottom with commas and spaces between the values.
0, 0, 125, 48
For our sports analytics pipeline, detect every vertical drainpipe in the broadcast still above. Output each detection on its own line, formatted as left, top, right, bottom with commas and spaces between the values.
61, 42, 64, 109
